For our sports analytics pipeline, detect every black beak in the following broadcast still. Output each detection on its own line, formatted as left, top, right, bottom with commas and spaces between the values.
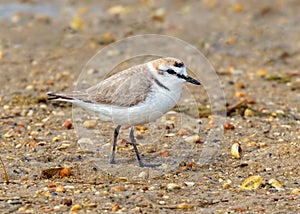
185, 76, 201, 85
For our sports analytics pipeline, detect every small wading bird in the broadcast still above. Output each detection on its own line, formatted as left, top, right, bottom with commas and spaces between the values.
48, 57, 200, 167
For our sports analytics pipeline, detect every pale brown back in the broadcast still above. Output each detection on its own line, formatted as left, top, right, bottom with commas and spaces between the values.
84, 64, 154, 107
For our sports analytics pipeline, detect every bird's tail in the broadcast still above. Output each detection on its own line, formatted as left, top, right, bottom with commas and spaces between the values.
47, 92, 75, 102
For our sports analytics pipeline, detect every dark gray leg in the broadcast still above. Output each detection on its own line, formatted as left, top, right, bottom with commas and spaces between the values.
110, 125, 121, 164
129, 126, 145, 167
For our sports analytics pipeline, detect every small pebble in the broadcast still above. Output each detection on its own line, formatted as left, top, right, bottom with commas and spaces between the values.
233, 3, 244, 12
70, 16, 84, 30
61, 199, 72, 206
235, 83, 246, 89
231, 142, 242, 159
110, 186, 126, 192
167, 183, 181, 190
158, 201, 166, 205
291, 188, 300, 195
70, 204, 81, 211
244, 109, 253, 117
223, 179, 232, 189
241, 175, 263, 190
152, 8, 166, 22
83, 120, 97, 128
111, 203, 120, 211
257, 69, 268, 77
184, 135, 201, 143
8, 199, 22, 205
177, 130, 188, 136
52, 136, 61, 143
57, 143, 70, 150
15, 143, 22, 149
184, 182, 195, 187
232, 69, 244, 75
176, 203, 194, 209
224, 123, 235, 130
268, 178, 283, 190
48, 183, 56, 188
138, 171, 148, 179
63, 121, 72, 129
235, 91, 246, 98
59, 168, 71, 178
56, 186, 66, 193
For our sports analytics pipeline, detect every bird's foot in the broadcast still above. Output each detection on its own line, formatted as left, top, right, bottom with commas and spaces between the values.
110, 158, 116, 165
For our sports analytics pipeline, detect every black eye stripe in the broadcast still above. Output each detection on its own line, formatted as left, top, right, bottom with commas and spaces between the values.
166, 69, 186, 80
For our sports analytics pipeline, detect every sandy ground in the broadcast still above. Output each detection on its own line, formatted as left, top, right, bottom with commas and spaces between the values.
0, 0, 300, 213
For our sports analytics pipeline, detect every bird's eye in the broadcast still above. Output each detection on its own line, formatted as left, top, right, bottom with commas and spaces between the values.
174, 61, 184, 68
166, 69, 176, 75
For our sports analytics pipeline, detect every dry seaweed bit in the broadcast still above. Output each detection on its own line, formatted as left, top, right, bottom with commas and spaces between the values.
0, 156, 9, 184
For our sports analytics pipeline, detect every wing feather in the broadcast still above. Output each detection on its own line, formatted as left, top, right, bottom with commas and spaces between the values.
85, 64, 153, 107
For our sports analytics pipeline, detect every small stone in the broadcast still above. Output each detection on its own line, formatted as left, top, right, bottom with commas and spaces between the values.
48, 183, 56, 188
246, 99, 256, 104
223, 179, 232, 189
231, 142, 242, 159
244, 109, 253, 117
41, 167, 63, 179
111, 186, 126, 192
107, 5, 131, 16
165, 133, 176, 137
167, 183, 181, 190
56, 186, 66, 193
111, 203, 120, 211
4, 130, 14, 138
30, 130, 39, 136
15, 143, 22, 149
232, 69, 244, 75
235, 91, 247, 98
235, 83, 246, 89
247, 141, 259, 147
291, 188, 300, 195
27, 110, 34, 117
70, 204, 81, 211
59, 168, 71, 178
52, 136, 61, 143
135, 125, 148, 133
53, 205, 62, 210
177, 130, 188, 136
184, 182, 195, 187
57, 143, 70, 150
152, 8, 166, 22
233, 3, 244, 12
138, 171, 148, 179
158, 201, 166, 205
184, 135, 201, 143
9, 199, 22, 205
84, 203, 97, 208
63, 121, 72, 129
83, 120, 97, 128
268, 178, 283, 190
99, 32, 116, 45
70, 16, 84, 30
241, 175, 263, 190
25, 85, 34, 90
259, 143, 267, 147
64, 185, 75, 189
257, 69, 268, 77
224, 123, 235, 130
176, 203, 194, 209
61, 198, 73, 206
